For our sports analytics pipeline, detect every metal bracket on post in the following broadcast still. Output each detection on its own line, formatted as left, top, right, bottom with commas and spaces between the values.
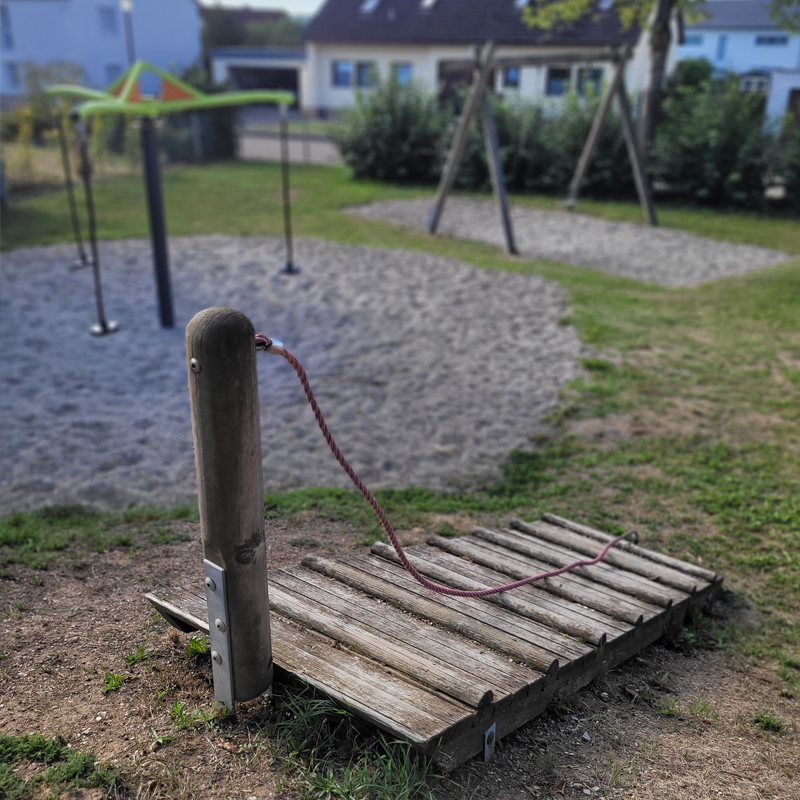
484, 722, 497, 762
203, 559, 235, 715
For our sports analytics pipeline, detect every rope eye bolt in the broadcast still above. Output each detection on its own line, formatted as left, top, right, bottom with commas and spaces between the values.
255, 334, 285, 355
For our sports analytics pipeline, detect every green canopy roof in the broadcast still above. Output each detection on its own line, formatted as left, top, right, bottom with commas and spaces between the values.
47, 60, 294, 118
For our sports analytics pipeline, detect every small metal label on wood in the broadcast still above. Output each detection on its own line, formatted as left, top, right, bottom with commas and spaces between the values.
203, 559, 235, 713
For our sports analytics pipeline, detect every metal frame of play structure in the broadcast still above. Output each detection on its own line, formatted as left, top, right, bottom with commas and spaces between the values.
429, 41, 658, 256
48, 61, 296, 334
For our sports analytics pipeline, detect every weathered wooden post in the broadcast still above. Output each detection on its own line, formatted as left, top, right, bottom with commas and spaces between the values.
186, 307, 273, 714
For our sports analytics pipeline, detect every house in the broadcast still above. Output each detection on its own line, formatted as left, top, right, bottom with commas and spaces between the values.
676, 0, 800, 122
300, 0, 660, 114
0, 0, 202, 108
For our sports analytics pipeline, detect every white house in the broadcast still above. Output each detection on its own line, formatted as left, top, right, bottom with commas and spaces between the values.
0, 0, 202, 107
676, 0, 800, 122
300, 0, 658, 114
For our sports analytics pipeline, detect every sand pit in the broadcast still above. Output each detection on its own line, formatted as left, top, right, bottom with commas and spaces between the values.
0, 236, 583, 514
352, 198, 792, 287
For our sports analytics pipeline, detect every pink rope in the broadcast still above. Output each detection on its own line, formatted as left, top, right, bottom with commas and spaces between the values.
256, 334, 635, 598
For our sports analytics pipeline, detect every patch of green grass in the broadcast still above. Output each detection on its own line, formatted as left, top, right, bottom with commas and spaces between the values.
101, 671, 126, 693
0, 732, 118, 799
123, 644, 148, 666
148, 525, 191, 545
0, 505, 198, 571
751, 712, 784, 733
185, 635, 208, 658
660, 698, 680, 715
261, 683, 435, 800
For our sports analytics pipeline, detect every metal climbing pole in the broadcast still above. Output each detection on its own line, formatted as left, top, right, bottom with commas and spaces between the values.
55, 106, 91, 269
279, 104, 299, 274
77, 122, 118, 336
140, 116, 175, 327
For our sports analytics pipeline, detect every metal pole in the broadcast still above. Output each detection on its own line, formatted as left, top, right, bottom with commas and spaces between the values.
77, 122, 118, 336
186, 306, 273, 714
279, 105, 299, 274
55, 106, 91, 269
140, 116, 175, 327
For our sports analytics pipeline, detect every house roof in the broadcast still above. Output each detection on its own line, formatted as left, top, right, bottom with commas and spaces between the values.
688, 0, 781, 30
304, 0, 640, 48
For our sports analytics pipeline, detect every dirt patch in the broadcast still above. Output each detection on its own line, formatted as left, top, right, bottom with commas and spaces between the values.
1, 522, 798, 799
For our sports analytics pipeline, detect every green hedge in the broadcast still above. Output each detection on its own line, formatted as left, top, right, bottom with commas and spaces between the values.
331, 71, 800, 211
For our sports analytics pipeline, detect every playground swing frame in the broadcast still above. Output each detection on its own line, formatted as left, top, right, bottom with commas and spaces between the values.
429, 41, 657, 256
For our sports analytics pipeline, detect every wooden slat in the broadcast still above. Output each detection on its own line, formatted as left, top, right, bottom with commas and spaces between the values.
428, 535, 660, 626
541, 513, 719, 583
270, 570, 513, 708
370, 541, 630, 646
277, 565, 533, 691
474, 527, 687, 608
347, 555, 597, 664
303, 554, 565, 674
511, 519, 707, 594
147, 586, 476, 746
271, 615, 473, 745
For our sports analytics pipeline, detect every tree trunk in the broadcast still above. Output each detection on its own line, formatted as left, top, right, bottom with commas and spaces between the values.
637, 0, 675, 159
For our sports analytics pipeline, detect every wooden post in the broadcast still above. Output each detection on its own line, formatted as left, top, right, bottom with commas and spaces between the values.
428, 41, 496, 234
616, 73, 658, 226
565, 57, 625, 210
186, 307, 273, 706
481, 94, 517, 255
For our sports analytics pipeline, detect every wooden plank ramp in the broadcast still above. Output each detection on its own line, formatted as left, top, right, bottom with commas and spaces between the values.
146, 514, 721, 771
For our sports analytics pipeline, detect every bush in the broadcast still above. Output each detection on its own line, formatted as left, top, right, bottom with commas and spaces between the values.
651, 75, 771, 208
778, 123, 800, 212
332, 80, 635, 198
330, 76, 449, 182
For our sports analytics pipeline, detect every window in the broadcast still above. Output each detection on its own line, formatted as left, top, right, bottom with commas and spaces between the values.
331, 60, 353, 87
392, 62, 413, 86
105, 64, 122, 85
504, 66, 520, 89
683, 34, 703, 46
1, 4, 13, 49
716, 34, 727, 61
756, 35, 789, 45
98, 5, 117, 34
356, 62, 377, 88
577, 67, 603, 96
545, 67, 570, 96
5, 61, 20, 88
359, 0, 380, 13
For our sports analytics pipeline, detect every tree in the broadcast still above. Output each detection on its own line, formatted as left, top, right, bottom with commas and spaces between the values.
244, 18, 304, 47
522, 0, 800, 157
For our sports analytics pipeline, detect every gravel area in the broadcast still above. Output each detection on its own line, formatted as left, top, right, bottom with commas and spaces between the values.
352, 197, 793, 287
0, 236, 583, 514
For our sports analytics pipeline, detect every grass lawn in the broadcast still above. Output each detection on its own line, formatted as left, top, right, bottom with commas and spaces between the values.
2, 161, 800, 797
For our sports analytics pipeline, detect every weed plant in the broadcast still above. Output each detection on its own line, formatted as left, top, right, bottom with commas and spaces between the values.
262, 683, 435, 800
0, 732, 117, 798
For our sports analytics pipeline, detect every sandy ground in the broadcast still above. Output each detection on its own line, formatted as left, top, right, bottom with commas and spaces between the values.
0, 236, 583, 515
351, 198, 793, 287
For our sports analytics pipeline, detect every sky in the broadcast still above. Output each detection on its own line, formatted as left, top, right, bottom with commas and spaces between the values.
197, 0, 325, 18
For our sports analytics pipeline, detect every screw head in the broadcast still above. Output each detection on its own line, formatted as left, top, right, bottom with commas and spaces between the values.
205, 577, 216, 592
215, 618, 227, 633
211, 650, 222, 665
190, 358, 201, 373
